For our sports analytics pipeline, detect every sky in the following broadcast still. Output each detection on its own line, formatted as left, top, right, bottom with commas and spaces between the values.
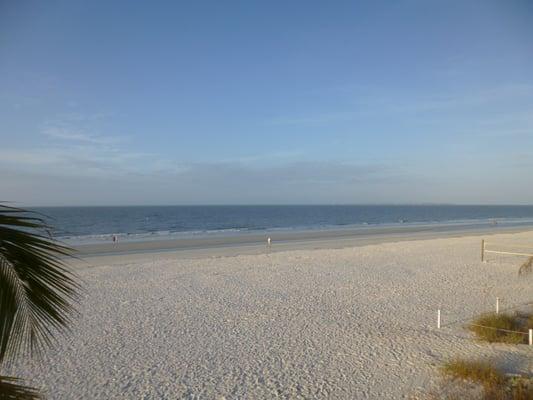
1, 0, 533, 206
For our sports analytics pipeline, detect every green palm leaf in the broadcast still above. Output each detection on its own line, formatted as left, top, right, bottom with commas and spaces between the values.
0, 205, 80, 363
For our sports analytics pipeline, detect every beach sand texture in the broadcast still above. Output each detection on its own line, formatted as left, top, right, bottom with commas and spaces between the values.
6, 231, 533, 399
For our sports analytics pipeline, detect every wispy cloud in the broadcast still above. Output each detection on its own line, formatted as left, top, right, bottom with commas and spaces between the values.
174, 160, 393, 185
1, 159, 408, 206
267, 83, 533, 127
43, 126, 119, 145
42, 112, 122, 145
5, 111, 310, 178
220, 150, 304, 165
4, 144, 533, 205
1, 112, 157, 177
0, 146, 153, 176
268, 112, 357, 126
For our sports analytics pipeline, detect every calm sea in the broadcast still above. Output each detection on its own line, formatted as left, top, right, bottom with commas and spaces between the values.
31, 205, 533, 244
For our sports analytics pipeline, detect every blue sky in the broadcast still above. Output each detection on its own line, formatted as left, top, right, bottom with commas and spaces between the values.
1, 0, 533, 205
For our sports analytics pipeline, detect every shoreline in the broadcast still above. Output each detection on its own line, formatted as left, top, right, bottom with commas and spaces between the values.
73, 221, 533, 261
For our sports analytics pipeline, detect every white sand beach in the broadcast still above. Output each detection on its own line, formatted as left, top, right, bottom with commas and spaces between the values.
6, 230, 533, 399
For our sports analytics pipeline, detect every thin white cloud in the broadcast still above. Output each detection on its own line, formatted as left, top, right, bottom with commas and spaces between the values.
43, 126, 117, 145
1, 111, 156, 177
268, 112, 357, 126
42, 111, 123, 145
0, 145, 161, 178
0, 149, 63, 166
268, 83, 533, 126
5, 155, 533, 206
220, 150, 304, 165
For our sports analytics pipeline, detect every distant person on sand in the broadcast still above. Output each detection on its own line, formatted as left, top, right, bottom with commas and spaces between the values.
112, 234, 118, 243
267, 237, 271, 248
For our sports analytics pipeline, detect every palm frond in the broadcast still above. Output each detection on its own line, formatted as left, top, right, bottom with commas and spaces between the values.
0, 205, 80, 363
0, 375, 41, 399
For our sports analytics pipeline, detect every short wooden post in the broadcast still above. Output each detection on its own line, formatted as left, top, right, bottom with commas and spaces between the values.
496, 297, 499, 314
437, 309, 441, 329
529, 329, 532, 346
481, 239, 485, 262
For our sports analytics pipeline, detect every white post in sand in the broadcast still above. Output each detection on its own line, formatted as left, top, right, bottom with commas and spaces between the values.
529, 329, 532, 346
437, 309, 441, 329
496, 297, 499, 314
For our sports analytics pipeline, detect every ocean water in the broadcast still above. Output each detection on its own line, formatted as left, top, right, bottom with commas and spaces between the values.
31, 205, 533, 244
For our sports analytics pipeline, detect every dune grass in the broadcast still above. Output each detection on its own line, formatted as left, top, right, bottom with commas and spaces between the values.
442, 359, 504, 387
526, 314, 533, 330
468, 313, 527, 344
518, 257, 533, 275
441, 359, 533, 400
483, 383, 533, 400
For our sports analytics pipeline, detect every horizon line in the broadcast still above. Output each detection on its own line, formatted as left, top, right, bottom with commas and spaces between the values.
22, 203, 533, 208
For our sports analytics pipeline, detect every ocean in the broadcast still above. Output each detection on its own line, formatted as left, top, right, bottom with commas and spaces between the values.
31, 205, 533, 244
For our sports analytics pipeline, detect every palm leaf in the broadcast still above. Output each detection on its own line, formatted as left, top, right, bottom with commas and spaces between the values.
0, 205, 80, 363
0, 375, 41, 399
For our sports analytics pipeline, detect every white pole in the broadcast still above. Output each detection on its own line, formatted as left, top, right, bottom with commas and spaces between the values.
437, 309, 441, 329
496, 297, 499, 314
529, 329, 532, 346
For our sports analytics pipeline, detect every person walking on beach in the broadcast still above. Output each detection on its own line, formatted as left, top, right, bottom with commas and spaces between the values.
267, 237, 271, 249
112, 234, 118, 243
